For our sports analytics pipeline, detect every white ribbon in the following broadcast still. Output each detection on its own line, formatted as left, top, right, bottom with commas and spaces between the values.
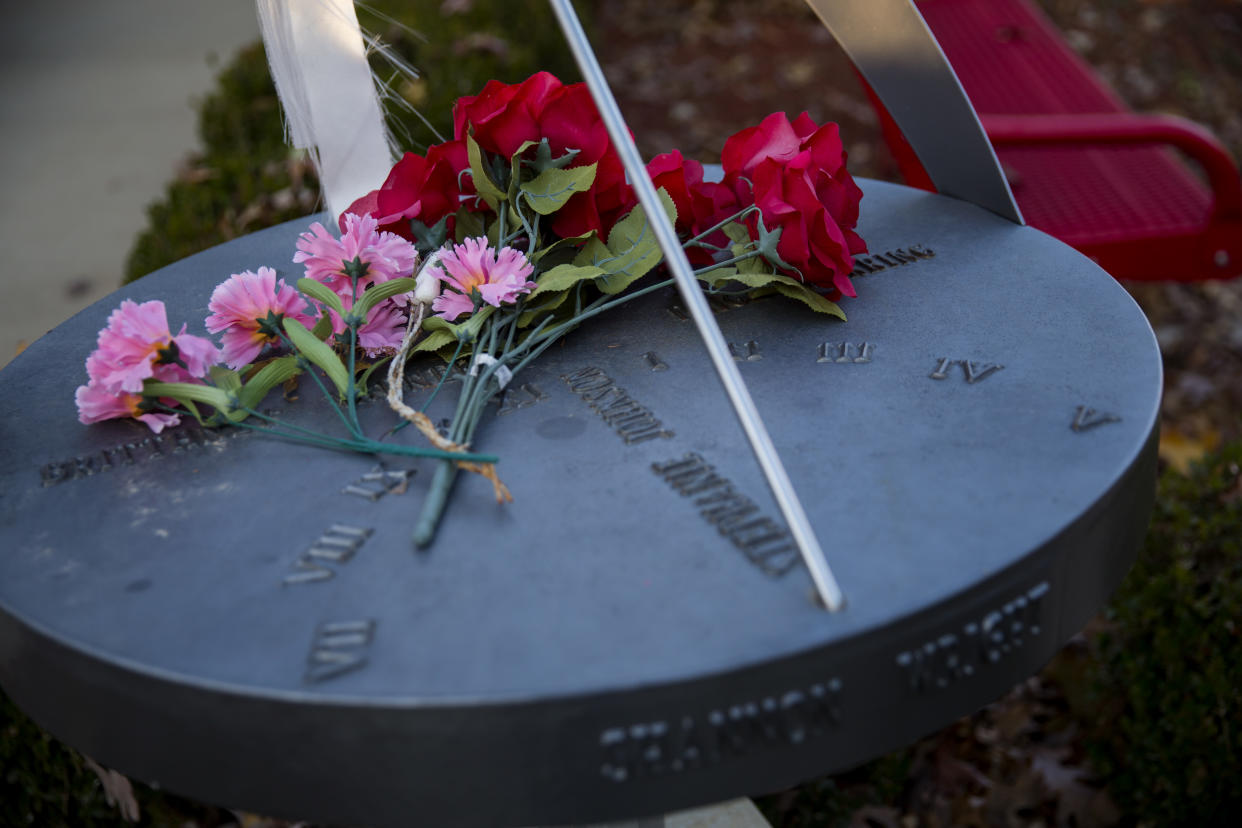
255, 0, 395, 221
469, 353, 513, 389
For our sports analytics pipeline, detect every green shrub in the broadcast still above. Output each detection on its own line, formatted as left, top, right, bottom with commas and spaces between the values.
1087, 441, 1242, 825
124, 0, 589, 284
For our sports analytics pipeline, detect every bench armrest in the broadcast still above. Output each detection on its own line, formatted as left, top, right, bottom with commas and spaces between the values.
981, 113, 1242, 220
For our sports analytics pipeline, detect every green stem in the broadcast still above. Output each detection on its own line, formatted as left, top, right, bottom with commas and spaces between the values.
413, 460, 458, 547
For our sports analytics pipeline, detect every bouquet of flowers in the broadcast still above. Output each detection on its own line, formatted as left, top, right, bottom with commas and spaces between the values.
75, 71, 867, 546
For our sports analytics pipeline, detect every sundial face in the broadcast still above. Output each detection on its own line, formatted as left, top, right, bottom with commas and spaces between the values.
0, 180, 1160, 827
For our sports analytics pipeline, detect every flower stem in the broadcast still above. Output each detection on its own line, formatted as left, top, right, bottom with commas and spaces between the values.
413, 460, 458, 547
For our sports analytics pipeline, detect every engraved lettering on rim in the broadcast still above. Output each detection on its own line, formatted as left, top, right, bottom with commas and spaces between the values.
598, 677, 843, 781
652, 453, 799, 576
341, 466, 413, 501
304, 619, 376, 683
728, 341, 762, 362
817, 342, 875, 363
1071, 406, 1122, 432
929, 358, 1004, 384
38, 425, 247, 488
562, 366, 673, 444
283, 524, 373, 586
849, 244, 936, 276
895, 581, 1051, 694
643, 351, 669, 372
495, 382, 548, 417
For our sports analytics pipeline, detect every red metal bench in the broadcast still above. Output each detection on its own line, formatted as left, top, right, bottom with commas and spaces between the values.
864, 0, 1242, 281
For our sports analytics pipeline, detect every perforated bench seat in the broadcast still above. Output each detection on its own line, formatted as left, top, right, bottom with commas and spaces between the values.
867, 0, 1242, 281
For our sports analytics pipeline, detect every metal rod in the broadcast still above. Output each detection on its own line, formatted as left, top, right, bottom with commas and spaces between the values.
547, 0, 844, 611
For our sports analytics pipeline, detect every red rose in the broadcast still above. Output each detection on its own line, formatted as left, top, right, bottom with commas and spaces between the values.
454, 72, 634, 240
536, 82, 635, 239
342, 139, 471, 239
722, 112, 866, 298
453, 72, 562, 159
647, 150, 742, 265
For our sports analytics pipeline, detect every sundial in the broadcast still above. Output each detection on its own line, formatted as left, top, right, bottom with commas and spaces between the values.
0, 2, 1160, 827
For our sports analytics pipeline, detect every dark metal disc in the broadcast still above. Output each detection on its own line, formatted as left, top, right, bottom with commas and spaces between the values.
0, 180, 1160, 827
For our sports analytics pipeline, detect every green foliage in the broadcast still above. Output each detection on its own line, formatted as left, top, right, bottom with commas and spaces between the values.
755, 749, 912, 827
123, 0, 591, 284
1087, 440, 1242, 825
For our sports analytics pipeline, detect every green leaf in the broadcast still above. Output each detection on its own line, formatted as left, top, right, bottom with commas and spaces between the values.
771, 282, 846, 319
143, 380, 233, 412
421, 304, 495, 343
454, 207, 486, 242
520, 162, 597, 215
283, 318, 349, 397
518, 289, 571, 327
311, 312, 334, 340
571, 235, 616, 270
588, 189, 677, 294
531, 230, 594, 264
410, 215, 450, 254
530, 139, 580, 174
412, 328, 457, 354
297, 278, 344, 316
466, 133, 506, 211
532, 263, 605, 297
357, 356, 392, 396
507, 139, 540, 200
755, 214, 797, 273
699, 266, 799, 291
237, 354, 302, 412
208, 365, 242, 395
722, 221, 751, 245
352, 277, 418, 321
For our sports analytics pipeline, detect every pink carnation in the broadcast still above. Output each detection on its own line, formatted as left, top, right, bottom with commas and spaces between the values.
355, 299, 408, 357
74, 383, 180, 433
429, 238, 536, 322
86, 299, 219, 394
293, 212, 417, 297
205, 266, 314, 369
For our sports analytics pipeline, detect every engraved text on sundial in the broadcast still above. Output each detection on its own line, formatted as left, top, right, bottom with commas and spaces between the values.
930, 358, 1004, 383
653, 453, 799, 576
818, 342, 875, 363
598, 676, 843, 782
563, 366, 672, 444
304, 619, 376, 684
1072, 406, 1122, 432
283, 524, 373, 586
895, 581, 1050, 695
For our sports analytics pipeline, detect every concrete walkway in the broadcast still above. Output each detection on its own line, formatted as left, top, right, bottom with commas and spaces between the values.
0, 0, 260, 369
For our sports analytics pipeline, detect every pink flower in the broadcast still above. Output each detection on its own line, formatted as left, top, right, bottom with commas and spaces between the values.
74, 382, 180, 433
86, 299, 219, 394
293, 212, 417, 297
428, 238, 536, 322
355, 299, 408, 357
205, 266, 315, 369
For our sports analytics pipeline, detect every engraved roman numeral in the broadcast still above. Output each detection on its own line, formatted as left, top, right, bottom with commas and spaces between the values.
728, 341, 762, 361
643, 351, 669, 372
304, 619, 375, 683
1071, 406, 1121, 432
930, 358, 1004, 383
341, 466, 412, 501
496, 382, 548, 416
817, 342, 875, 363
283, 524, 373, 586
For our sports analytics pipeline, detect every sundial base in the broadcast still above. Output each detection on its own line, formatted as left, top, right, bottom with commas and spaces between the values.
0, 180, 1160, 827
